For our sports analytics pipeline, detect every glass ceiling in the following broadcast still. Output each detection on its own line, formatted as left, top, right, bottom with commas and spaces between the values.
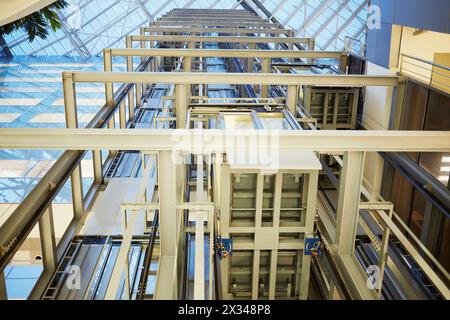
2, 0, 369, 56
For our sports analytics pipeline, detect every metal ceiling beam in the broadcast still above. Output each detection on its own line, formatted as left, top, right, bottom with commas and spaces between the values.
152, 21, 277, 27
135, 0, 154, 21
282, 0, 306, 26
129, 34, 312, 44
64, 2, 148, 55
310, 0, 352, 40
141, 26, 291, 35
107, 48, 343, 59
295, 0, 334, 37
55, 11, 91, 57
64, 71, 398, 87
321, 1, 367, 50
269, 0, 290, 20
1, 129, 448, 152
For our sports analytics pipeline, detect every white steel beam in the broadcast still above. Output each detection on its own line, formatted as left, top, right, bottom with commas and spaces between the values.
159, 17, 264, 22
109, 48, 344, 59
141, 26, 291, 35
1, 129, 449, 152
66, 71, 399, 87
129, 35, 312, 44
152, 21, 277, 27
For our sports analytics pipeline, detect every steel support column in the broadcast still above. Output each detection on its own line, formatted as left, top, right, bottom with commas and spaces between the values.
287, 85, 298, 116
219, 164, 231, 299
62, 73, 84, 219
252, 174, 264, 300
119, 100, 127, 129
299, 171, 319, 299
269, 172, 282, 299
103, 49, 116, 130
261, 57, 270, 97
155, 151, 179, 299
335, 151, 365, 255
93, 150, 103, 185
39, 206, 57, 272
176, 84, 188, 129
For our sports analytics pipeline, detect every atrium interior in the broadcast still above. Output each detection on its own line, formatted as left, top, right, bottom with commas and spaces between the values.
0, 0, 449, 301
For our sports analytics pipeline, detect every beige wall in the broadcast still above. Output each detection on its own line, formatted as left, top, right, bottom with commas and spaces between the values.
397, 26, 450, 87
399, 27, 450, 63
361, 25, 450, 193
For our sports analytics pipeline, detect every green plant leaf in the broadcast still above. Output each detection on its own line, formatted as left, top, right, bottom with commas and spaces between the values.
0, 0, 69, 42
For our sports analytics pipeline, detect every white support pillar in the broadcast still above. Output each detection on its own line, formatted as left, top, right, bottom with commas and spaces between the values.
308, 39, 316, 64
268, 249, 278, 300
140, 28, 145, 63
93, 150, 103, 185
62, 73, 84, 218
155, 151, 178, 299
193, 146, 206, 300
103, 48, 116, 130
335, 152, 365, 256
247, 43, 255, 73
184, 56, 192, 72
261, 57, 270, 98
269, 172, 282, 300
136, 82, 142, 109
125, 45, 135, 124
208, 207, 214, 300
252, 174, 263, 300
103, 48, 114, 106
128, 87, 135, 124
287, 85, 298, 117
299, 171, 319, 300
252, 250, 261, 299
39, 206, 57, 272
193, 211, 205, 300
219, 164, 231, 298
176, 84, 187, 129
119, 100, 127, 129
62, 73, 78, 129
71, 166, 84, 219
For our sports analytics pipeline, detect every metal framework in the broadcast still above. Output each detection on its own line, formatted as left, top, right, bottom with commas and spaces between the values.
2, 0, 369, 56
1, 7, 449, 302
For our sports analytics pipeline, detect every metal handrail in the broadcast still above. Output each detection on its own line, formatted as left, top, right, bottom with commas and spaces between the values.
400, 53, 450, 91
401, 53, 450, 72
